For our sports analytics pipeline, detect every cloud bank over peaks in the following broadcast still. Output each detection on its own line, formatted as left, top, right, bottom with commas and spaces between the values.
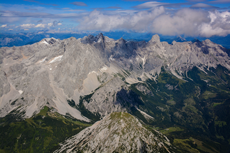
77, 7, 230, 37
199, 11, 230, 37
78, 6, 165, 32
19, 21, 62, 29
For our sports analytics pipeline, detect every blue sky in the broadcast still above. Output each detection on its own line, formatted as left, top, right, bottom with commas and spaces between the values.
0, 0, 230, 37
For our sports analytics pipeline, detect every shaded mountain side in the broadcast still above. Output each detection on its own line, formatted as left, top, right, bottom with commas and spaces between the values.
77, 65, 230, 152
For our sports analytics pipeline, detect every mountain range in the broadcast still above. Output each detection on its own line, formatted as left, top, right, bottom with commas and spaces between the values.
0, 33, 230, 152
1, 32, 230, 49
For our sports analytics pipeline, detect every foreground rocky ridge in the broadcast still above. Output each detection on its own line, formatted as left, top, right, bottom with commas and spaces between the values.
0, 33, 229, 120
54, 112, 172, 153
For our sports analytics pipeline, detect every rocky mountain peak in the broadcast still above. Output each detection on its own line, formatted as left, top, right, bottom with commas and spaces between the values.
174, 36, 186, 42
81, 34, 95, 44
46, 37, 59, 44
203, 39, 213, 44
81, 33, 106, 44
39, 37, 59, 45
149, 34, 160, 43
95, 32, 104, 39
117, 37, 126, 44
55, 112, 172, 153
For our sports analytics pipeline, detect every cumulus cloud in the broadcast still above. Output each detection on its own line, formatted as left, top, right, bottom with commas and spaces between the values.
77, 7, 230, 37
19, 22, 62, 29
35, 23, 46, 28
199, 11, 230, 37
151, 9, 210, 36
21, 24, 35, 28
1, 24, 7, 28
78, 6, 165, 32
152, 9, 230, 37
48, 23, 53, 26
48, 21, 62, 27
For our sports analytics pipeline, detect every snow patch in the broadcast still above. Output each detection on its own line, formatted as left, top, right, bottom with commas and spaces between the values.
40, 40, 49, 45
109, 55, 115, 61
49, 55, 63, 64
98, 37, 102, 43
37, 57, 47, 63
141, 56, 146, 66
18, 90, 23, 95
100, 66, 108, 72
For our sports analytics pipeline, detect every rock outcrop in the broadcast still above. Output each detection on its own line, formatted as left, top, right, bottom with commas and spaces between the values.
54, 112, 172, 153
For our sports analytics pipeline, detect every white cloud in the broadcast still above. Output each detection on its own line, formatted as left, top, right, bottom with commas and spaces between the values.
151, 9, 230, 37
199, 11, 230, 37
20, 24, 35, 28
48, 23, 53, 26
78, 7, 165, 32
151, 8, 210, 36
1, 24, 7, 28
19, 22, 61, 29
77, 7, 230, 37
48, 21, 62, 27
35, 23, 46, 28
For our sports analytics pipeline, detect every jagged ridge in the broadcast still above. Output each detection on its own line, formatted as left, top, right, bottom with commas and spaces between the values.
0, 33, 229, 120
54, 112, 172, 153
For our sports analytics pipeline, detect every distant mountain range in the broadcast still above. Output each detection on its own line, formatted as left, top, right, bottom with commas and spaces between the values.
0, 33, 230, 152
1, 31, 230, 49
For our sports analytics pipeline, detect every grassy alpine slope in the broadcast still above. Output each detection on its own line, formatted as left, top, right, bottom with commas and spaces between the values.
0, 106, 91, 153
123, 65, 230, 153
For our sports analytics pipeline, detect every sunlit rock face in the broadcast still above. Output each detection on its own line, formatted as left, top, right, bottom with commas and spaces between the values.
54, 112, 172, 153
0, 33, 229, 121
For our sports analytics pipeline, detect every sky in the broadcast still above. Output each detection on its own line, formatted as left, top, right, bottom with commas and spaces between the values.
0, 0, 230, 37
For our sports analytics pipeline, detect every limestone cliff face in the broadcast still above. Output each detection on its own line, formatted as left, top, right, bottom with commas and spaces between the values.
54, 112, 172, 153
0, 33, 229, 121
